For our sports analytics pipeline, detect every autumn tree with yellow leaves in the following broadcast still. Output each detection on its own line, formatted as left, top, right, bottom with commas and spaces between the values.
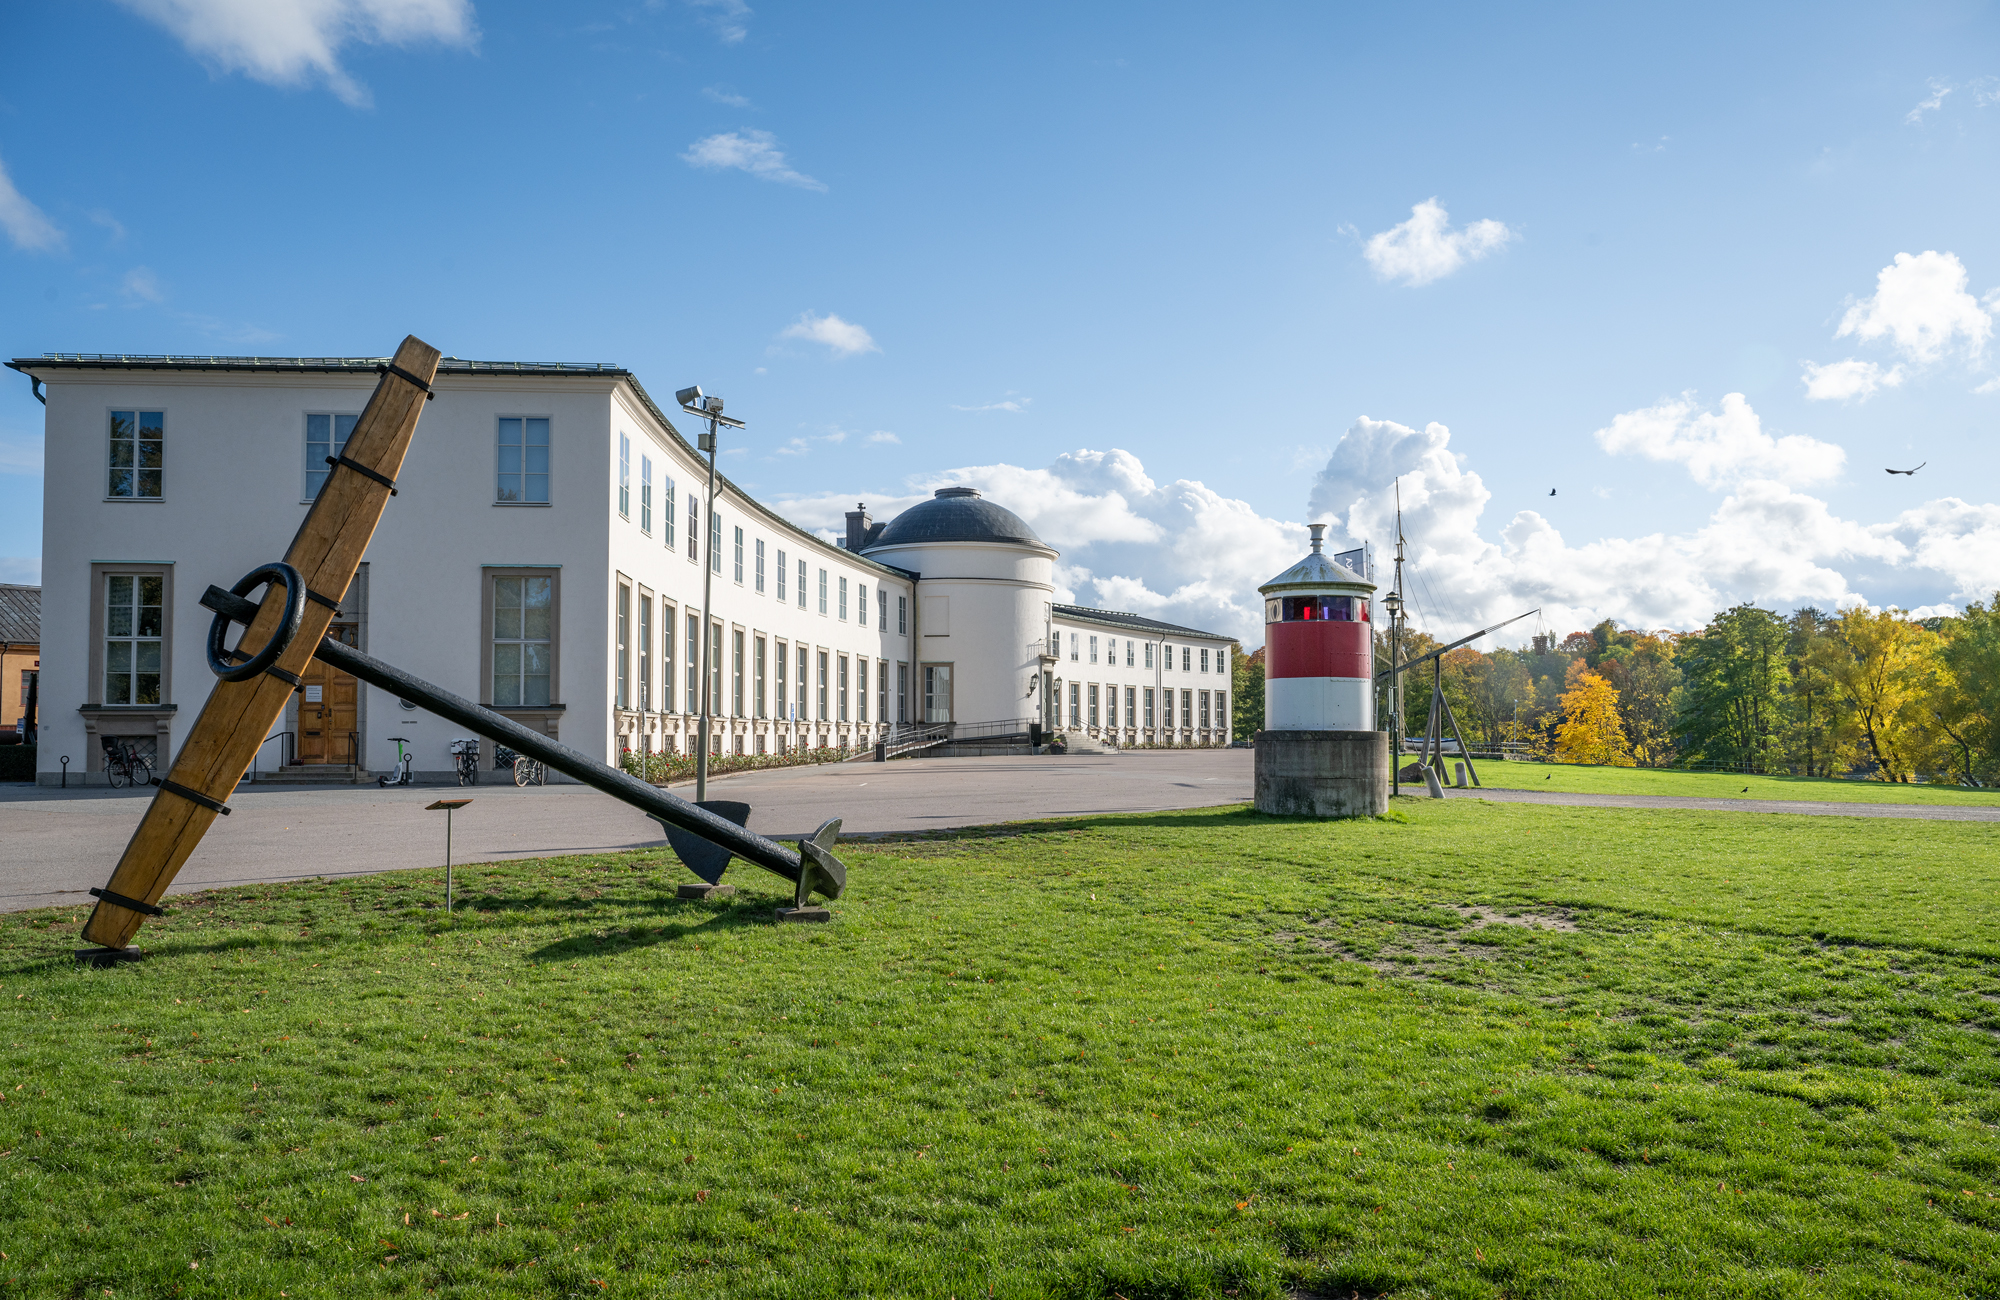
1554, 664, 1635, 766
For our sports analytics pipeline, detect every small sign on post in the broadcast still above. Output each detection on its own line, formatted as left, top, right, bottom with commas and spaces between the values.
425, 799, 473, 912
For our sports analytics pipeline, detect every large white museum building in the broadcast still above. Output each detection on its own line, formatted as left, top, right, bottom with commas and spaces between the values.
12, 353, 1238, 784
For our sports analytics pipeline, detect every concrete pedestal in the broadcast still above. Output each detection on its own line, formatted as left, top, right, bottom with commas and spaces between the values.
1253, 729, 1389, 818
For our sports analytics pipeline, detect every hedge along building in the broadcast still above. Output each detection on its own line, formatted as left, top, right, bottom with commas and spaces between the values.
12, 353, 1237, 785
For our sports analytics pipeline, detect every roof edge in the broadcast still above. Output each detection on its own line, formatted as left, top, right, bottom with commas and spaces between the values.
1052, 603, 1238, 643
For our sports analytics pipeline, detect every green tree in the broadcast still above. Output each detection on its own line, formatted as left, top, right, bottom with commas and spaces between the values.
1932, 595, 2000, 783
1674, 604, 1791, 771
1833, 606, 1938, 782
1232, 648, 1265, 742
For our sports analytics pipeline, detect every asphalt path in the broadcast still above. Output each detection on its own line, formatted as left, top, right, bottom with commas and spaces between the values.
0, 750, 1253, 913
1443, 786, 2000, 821
4, 752, 1991, 914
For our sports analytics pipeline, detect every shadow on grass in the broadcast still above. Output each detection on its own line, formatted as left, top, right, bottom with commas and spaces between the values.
524, 898, 780, 963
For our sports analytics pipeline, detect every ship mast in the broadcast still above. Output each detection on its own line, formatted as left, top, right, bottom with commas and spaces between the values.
1386, 481, 1407, 796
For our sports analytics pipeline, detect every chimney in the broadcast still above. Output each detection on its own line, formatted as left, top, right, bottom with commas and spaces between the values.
846, 503, 872, 553
1308, 522, 1326, 553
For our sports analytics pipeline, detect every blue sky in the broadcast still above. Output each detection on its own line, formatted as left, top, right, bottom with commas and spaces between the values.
2, 1, 1997, 643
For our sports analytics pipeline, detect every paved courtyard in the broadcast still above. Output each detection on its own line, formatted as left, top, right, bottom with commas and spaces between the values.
0, 749, 1252, 913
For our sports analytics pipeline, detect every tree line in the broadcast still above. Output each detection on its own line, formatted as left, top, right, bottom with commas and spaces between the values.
1234, 595, 1998, 782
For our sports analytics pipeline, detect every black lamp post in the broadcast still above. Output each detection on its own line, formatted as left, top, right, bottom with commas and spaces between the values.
675, 386, 746, 804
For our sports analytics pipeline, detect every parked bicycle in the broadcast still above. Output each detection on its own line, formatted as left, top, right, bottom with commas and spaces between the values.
450, 737, 481, 787
378, 736, 414, 787
495, 745, 546, 787
101, 737, 152, 789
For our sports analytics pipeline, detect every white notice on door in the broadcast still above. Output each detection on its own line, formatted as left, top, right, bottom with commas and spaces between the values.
305, 685, 323, 703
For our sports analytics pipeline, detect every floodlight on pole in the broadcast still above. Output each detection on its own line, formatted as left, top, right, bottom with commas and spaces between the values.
677, 385, 746, 803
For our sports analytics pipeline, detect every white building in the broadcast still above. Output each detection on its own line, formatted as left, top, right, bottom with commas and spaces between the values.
10, 352, 1237, 785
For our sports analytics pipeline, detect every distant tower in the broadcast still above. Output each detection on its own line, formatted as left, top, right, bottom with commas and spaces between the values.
1252, 523, 1389, 817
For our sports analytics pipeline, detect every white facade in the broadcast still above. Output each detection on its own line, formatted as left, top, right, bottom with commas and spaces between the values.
1045, 608, 1236, 745
14, 353, 1236, 784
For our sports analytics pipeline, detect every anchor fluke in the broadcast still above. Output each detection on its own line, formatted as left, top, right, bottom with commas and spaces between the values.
653, 800, 751, 884
794, 818, 846, 907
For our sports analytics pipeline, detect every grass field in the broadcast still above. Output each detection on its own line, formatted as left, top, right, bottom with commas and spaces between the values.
4, 798, 1999, 1298
1459, 761, 2000, 807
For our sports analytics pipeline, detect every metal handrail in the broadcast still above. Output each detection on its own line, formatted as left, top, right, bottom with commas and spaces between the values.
247, 731, 294, 783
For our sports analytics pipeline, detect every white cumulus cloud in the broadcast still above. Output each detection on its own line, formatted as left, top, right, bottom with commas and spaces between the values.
115, 0, 476, 108
1836, 250, 1992, 366
1593, 392, 1846, 489
866, 431, 900, 445
779, 312, 877, 357
1361, 198, 1514, 287
0, 155, 64, 252
687, 0, 750, 44
1801, 357, 1904, 402
1906, 80, 1952, 123
681, 130, 823, 190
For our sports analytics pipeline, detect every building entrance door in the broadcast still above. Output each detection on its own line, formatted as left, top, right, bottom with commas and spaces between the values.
297, 623, 359, 764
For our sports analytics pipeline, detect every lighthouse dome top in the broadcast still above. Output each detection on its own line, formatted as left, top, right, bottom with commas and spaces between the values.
1259, 524, 1376, 596
865, 486, 1050, 551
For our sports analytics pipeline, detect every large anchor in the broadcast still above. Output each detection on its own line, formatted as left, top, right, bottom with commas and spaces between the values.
77, 336, 842, 960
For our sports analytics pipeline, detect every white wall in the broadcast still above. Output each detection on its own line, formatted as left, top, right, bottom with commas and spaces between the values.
1050, 616, 1234, 741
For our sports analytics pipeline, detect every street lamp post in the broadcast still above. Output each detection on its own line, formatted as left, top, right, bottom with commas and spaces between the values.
1382, 587, 1404, 796
676, 386, 746, 804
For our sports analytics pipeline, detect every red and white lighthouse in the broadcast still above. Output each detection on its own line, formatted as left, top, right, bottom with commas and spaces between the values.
1252, 523, 1389, 818
1260, 523, 1375, 730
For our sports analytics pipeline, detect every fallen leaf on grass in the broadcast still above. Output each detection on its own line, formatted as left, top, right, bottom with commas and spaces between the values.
696, 1190, 710, 1203
453, 1212, 469, 1220
350, 1175, 366, 1183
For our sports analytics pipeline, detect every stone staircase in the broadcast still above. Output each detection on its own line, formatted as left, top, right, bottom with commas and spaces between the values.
253, 763, 370, 785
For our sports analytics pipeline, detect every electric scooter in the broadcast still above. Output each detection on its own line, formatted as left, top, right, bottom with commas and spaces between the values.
378, 736, 414, 787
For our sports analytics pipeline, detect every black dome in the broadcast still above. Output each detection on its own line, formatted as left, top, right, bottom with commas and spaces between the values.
865, 487, 1046, 549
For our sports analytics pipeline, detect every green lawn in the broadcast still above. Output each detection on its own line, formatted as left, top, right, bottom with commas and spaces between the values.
1460, 760, 2000, 806
5, 799, 1999, 1298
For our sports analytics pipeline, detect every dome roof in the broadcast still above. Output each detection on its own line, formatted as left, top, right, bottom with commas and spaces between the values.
1258, 525, 1374, 594
865, 487, 1047, 550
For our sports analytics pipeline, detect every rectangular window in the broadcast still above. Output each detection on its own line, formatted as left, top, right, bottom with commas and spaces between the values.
1107, 685, 1117, 728
617, 434, 631, 518
1125, 685, 1136, 725
858, 583, 868, 627
108, 410, 165, 499
1200, 647, 1210, 673
496, 417, 550, 503
710, 509, 723, 574
665, 479, 677, 549
1200, 690, 1211, 729
733, 629, 745, 717
1144, 686, 1155, 727
710, 622, 723, 715
857, 656, 868, 723
755, 539, 766, 593
878, 659, 888, 725
1144, 642, 1154, 669
686, 612, 700, 712
733, 526, 745, 584
817, 651, 829, 721
818, 569, 829, 616
774, 640, 787, 720
838, 655, 850, 722
304, 413, 357, 500
923, 664, 953, 723
1182, 647, 1192, 672
754, 635, 767, 718
1218, 690, 1228, 732
1163, 644, 1174, 671
1070, 634, 1079, 662
838, 576, 849, 621
687, 491, 699, 560
898, 595, 908, 634
1106, 637, 1115, 664
615, 583, 630, 709
798, 645, 809, 721
897, 662, 908, 723
1126, 641, 1135, 667
661, 602, 675, 711
103, 574, 164, 704
776, 549, 788, 601
878, 587, 888, 629
1163, 688, 1175, 729
492, 575, 552, 707
1068, 682, 1080, 727
640, 456, 653, 533
1088, 683, 1099, 726
1050, 631, 1059, 659
1090, 635, 1098, 664
798, 560, 808, 609
1182, 689, 1193, 726
638, 593, 652, 710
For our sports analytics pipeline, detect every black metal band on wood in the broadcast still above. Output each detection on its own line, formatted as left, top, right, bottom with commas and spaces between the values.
376, 361, 435, 399
264, 664, 303, 688
150, 776, 232, 816
325, 455, 398, 496
305, 587, 344, 612
89, 886, 165, 917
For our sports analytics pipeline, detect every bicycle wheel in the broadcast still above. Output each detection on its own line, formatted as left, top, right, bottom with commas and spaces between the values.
131, 755, 153, 789
513, 759, 534, 787
105, 754, 128, 788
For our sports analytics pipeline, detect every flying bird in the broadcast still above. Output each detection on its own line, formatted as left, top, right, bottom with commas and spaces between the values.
1548, 489, 1557, 496
1885, 462, 1926, 475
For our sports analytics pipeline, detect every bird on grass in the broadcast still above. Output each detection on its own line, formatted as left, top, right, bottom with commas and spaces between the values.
1886, 462, 1926, 475
1741, 786, 1750, 793
1545, 774, 1553, 780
